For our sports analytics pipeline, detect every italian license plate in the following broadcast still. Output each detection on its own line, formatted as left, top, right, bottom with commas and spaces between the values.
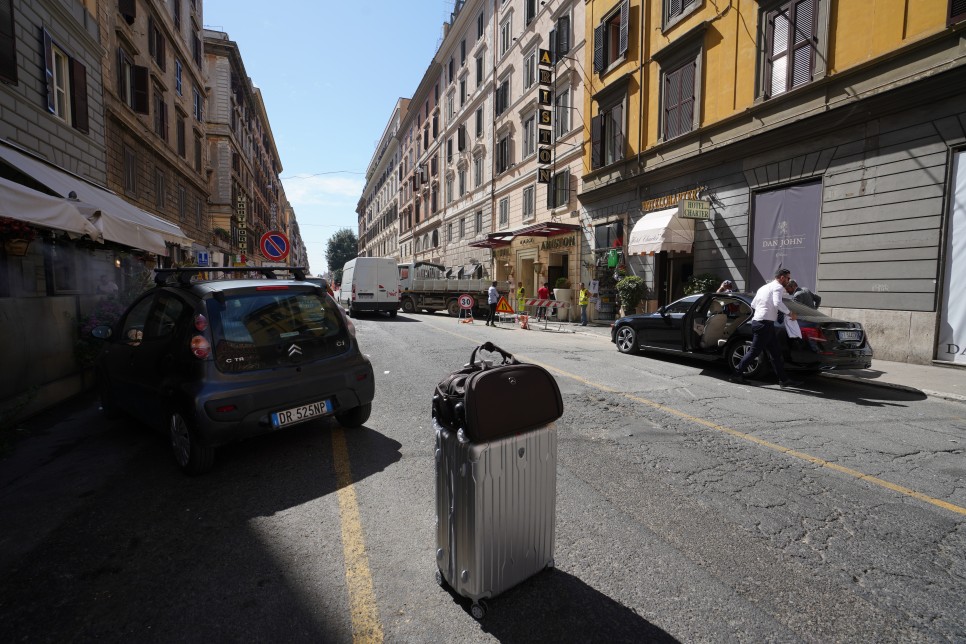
357, 293, 374, 299
837, 330, 862, 341
272, 399, 333, 428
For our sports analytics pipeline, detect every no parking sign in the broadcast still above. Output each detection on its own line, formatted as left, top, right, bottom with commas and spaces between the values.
260, 231, 290, 262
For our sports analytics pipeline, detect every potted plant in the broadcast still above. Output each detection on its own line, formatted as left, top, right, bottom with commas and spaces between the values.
683, 273, 720, 295
616, 275, 649, 316
553, 277, 573, 321
0, 216, 38, 256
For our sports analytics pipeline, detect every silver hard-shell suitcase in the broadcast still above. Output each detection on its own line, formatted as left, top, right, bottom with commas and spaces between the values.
434, 419, 556, 619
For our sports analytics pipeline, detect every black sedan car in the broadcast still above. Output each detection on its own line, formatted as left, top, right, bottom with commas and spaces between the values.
610, 292, 872, 378
92, 267, 375, 474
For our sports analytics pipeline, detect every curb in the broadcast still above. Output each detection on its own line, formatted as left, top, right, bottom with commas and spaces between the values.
818, 372, 966, 403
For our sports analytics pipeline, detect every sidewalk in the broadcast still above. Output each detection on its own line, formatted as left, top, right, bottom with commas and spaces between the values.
541, 320, 966, 403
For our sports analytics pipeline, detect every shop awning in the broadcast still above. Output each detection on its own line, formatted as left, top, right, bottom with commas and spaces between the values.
0, 177, 99, 238
627, 208, 694, 255
468, 232, 514, 249
0, 141, 190, 255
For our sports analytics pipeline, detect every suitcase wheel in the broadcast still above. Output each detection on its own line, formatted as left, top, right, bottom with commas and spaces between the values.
471, 600, 488, 620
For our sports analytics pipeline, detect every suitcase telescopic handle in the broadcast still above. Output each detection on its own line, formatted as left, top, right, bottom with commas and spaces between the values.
470, 341, 518, 368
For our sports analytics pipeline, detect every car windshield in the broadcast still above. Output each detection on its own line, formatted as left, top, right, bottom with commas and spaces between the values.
207, 289, 348, 372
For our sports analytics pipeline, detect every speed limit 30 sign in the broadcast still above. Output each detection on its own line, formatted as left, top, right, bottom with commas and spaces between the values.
458, 293, 475, 310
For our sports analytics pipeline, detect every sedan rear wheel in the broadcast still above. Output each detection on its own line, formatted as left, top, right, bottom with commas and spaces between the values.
169, 411, 215, 475
727, 339, 766, 379
615, 326, 639, 354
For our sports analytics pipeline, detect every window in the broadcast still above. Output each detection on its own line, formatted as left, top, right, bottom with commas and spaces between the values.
951, 0, 966, 25
476, 106, 484, 138
177, 185, 186, 220
448, 57, 455, 84
547, 169, 570, 209
550, 14, 571, 63
458, 124, 466, 152
662, 58, 697, 140
458, 167, 466, 196
447, 137, 453, 163
447, 222, 453, 243
476, 54, 484, 87
192, 33, 201, 66
0, 0, 17, 84
554, 89, 570, 139
475, 210, 483, 233
496, 134, 510, 173
195, 196, 203, 227
593, 1, 629, 74
524, 49, 536, 89
175, 59, 183, 95
500, 16, 512, 56
523, 114, 536, 157
148, 17, 166, 71
591, 93, 625, 169
762, 0, 819, 98
153, 87, 168, 141
460, 39, 466, 66
495, 77, 509, 116
499, 197, 509, 227
194, 130, 202, 171
42, 29, 90, 132
663, 0, 702, 30
460, 217, 466, 238
176, 111, 186, 156
173, 0, 181, 29
477, 11, 485, 40
192, 88, 203, 120
154, 168, 166, 209
446, 176, 453, 203
447, 92, 455, 119
123, 146, 137, 195
525, 0, 537, 25
474, 154, 484, 187
460, 78, 467, 106
522, 185, 535, 221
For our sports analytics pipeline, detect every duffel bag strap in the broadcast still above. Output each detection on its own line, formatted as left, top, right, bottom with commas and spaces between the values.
469, 341, 518, 368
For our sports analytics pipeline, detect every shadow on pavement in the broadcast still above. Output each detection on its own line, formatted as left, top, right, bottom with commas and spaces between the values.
441, 567, 679, 643
0, 409, 402, 642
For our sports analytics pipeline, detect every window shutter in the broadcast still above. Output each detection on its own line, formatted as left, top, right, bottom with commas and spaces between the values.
42, 29, 54, 113
668, 0, 683, 19
664, 68, 678, 139
0, 0, 17, 84
557, 16, 571, 57
591, 114, 603, 169
526, 0, 536, 25
610, 103, 624, 163
549, 29, 556, 64
119, 0, 136, 25
951, 0, 966, 25
557, 169, 570, 208
69, 58, 89, 133
546, 176, 555, 209
593, 24, 604, 73
681, 62, 695, 134
148, 17, 155, 58
133, 65, 149, 114
618, 0, 630, 58
458, 125, 466, 151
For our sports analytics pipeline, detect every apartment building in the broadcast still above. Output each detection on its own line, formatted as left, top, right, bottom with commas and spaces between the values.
204, 29, 288, 269
358, 98, 408, 259
580, 0, 966, 363
98, 0, 209, 263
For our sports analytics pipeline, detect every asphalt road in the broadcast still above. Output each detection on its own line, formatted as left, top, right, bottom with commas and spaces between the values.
1, 312, 964, 642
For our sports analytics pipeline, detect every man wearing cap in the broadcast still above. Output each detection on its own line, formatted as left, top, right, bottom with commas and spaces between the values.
730, 268, 803, 389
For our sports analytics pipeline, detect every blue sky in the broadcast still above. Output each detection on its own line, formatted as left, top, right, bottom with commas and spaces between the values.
203, 1, 457, 274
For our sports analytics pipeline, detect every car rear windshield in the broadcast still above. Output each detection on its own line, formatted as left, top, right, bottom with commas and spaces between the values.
207, 289, 349, 372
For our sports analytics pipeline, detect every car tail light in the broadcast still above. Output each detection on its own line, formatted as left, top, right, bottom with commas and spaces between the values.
193, 314, 208, 332
215, 404, 237, 413
190, 335, 211, 359
351, 284, 356, 301
256, 285, 289, 291
801, 326, 827, 342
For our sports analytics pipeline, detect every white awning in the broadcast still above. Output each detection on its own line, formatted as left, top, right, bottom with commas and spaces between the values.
0, 141, 190, 255
0, 177, 99, 239
627, 207, 695, 255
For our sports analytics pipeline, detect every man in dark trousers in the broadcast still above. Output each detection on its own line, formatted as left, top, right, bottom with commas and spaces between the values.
486, 281, 499, 326
730, 268, 803, 389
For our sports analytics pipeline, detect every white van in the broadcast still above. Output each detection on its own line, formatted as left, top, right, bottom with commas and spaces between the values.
339, 257, 400, 317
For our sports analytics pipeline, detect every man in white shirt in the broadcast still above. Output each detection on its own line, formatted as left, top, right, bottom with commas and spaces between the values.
730, 268, 803, 388
485, 281, 499, 326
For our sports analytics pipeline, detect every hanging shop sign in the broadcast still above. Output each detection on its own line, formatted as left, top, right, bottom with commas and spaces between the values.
642, 187, 706, 212
678, 199, 711, 220
537, 46, 555, 192
236, 195, 248, 252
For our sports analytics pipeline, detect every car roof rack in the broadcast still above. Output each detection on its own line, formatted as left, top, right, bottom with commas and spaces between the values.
154, 266, 309, 287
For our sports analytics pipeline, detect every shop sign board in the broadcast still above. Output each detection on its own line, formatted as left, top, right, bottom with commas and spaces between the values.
642, 187, 705, 212
678, 199, 711, 220
236, 195, 248, 252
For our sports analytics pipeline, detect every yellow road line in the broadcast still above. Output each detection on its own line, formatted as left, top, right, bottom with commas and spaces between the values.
331, 427, 384, 643
430, 321, 966, 517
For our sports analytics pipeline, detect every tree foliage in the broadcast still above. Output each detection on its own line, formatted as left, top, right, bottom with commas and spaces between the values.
326, 228, 358, 285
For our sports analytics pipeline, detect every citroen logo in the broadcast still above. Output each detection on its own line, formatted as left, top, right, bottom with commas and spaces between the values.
288, 344, 302, 358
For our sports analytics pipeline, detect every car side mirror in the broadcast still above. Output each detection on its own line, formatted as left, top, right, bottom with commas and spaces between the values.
657, 306, 667, 316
